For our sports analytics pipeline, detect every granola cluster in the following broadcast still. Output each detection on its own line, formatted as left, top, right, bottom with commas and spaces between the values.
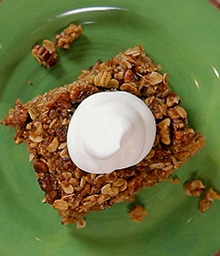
31, 23, 82, 68
55, 23, 82, 49
1, 45, 205, 228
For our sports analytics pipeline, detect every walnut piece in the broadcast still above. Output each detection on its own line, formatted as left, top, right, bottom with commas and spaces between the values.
183, 179, 206, 197
183, 179, 220, 213
199, 188, 220, 213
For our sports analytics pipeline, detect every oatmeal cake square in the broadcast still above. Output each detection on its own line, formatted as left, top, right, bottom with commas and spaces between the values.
1, 45, 205, 228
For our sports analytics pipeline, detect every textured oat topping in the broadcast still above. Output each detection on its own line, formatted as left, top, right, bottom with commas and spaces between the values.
1, 45, 205, 228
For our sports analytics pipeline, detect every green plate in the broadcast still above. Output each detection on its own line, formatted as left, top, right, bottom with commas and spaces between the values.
0, 1, 220, 255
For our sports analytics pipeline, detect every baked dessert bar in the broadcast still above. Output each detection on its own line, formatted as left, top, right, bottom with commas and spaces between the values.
1, 45, 205, 228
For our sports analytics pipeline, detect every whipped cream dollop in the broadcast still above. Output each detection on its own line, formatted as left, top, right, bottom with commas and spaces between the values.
67, 91, 156, 174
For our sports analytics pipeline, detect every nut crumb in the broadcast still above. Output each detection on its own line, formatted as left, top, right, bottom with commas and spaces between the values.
55, 23, 82, 49
128, 205, 147, 222
199, 188, 220, 213
169, 176, 180, 185
32, 40, 57, 68
183, 179, 220, 213
183, 179, 206, 197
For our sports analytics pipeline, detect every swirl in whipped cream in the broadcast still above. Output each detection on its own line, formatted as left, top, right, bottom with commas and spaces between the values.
67, 91, 156, 174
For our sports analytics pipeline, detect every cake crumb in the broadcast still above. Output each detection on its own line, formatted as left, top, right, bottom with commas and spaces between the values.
128, 205, 147, 222
28, 80, 33, 86
183, 179, 206, 197
55, 23, 82, 49
169, 176, 180, 185
183, 179, 220, 213
199, 188, 220, 213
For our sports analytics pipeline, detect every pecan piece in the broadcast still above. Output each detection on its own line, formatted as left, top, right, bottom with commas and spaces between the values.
32, 40, 57, 68
34, 160, 49, 173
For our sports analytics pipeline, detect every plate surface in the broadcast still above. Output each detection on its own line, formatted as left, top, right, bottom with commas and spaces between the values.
0, 1, 220, 255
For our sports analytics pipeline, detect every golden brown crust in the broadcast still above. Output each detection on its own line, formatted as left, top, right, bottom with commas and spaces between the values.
1, 45, 205, 227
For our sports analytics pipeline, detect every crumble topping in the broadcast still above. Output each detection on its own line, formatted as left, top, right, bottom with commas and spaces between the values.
0, 45, 205, 228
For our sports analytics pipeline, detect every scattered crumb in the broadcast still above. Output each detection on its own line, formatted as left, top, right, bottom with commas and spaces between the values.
183, 178, 220, 213
31, 39, 57, 68
199, 188, 220, 213
183, 179, 206, 197
31, 23, 82, 68
28, 80, 33, 86
128, 205, 147, 222
205, 188, 220, 201
169, 176, 180, 185
55, 23, 82, 49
